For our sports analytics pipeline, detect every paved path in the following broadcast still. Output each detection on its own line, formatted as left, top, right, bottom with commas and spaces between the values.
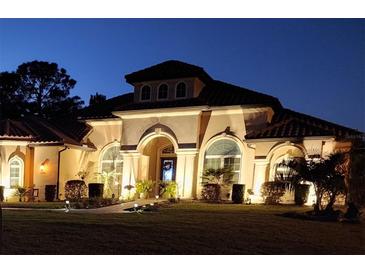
3, 199, 166, 214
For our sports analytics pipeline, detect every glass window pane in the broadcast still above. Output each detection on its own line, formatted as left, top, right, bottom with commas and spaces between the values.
141, 85, 151, 101
101, 162, 114, 173
158, 84, 168, 99
206, 139, 240, 156
204, 158, 221, 170
176, 82, 186, 98
102, 146, 121, 161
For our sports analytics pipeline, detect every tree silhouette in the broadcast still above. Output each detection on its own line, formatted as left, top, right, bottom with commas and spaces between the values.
89, 92, 106, 107
16, 61, 83, 118
0, 72, 26, 119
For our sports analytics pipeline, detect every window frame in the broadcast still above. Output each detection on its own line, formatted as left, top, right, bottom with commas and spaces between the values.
100, 144, 123, 183
157, 83, 169, 101
175, 82, 187, 99
203, 139, 242, 184
140, 84, 152, 102
9, 156, 24, 188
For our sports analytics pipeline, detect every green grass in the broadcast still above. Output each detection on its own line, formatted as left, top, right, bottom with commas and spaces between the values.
1, 202, 66, 209
1, 202, 364, 254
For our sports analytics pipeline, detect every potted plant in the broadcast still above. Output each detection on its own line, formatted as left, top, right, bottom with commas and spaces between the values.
135, 180, 154, 199
124, 184, 135, 201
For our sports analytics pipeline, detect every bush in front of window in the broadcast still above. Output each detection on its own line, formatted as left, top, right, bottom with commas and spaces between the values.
45, 185, 56, 202
201, 184, 221, 202
14, 186, 28, 202
65, 180, 87, 201
201, 167, 234, 202
261, 181, 287, 205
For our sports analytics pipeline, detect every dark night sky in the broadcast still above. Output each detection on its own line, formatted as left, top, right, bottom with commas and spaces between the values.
0, 19, 364, 131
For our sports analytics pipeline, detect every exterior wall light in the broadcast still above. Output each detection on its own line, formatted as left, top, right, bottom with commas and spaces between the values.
40, 159, 50, 174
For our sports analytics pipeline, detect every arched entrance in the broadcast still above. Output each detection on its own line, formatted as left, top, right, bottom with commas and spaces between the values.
139, 136, 177, 183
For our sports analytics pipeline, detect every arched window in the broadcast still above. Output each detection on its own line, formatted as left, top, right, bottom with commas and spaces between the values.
141, 85, 151, 101
158, 84, 168, 100
175, 82, 186, 98
204, 139, 241, 183
272, 154, 303, 182
9, 156, 24, 188
100, 145, 123, 197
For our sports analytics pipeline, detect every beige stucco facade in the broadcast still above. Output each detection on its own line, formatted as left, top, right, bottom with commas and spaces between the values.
0, 61, 358, 204
0, 105, 354, 202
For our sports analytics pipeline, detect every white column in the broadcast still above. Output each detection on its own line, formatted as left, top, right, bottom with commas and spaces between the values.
176, 150, 198, 199
175, 154, 186, 199
251, 159, 269, 203
120, 152, 140, 199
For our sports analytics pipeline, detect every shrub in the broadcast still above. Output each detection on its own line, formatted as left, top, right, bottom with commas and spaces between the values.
158, 181, 177, 198
261, 181, 286, 205
164, 181, 177, 198
88, 183, 104, 198
294, 184, 310, 205
201, 184, 221, 202
232, 184, 245, 204
0, 186, 4, 202
45, 185, 56, 202
14, 187, 28, 202
135, 180, 154, 196
65, 180, 87, 201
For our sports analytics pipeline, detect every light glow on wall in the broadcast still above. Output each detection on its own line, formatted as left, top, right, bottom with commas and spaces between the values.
40, 159, 49, 174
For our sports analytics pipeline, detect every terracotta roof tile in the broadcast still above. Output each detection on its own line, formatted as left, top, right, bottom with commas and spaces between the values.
0, 116, 92, 147
246, 109, 363, 139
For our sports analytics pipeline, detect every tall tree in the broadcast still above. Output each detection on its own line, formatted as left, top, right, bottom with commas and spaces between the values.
89, 92, 106, 107
16, 61, 83, 118
0, 72, 26, 119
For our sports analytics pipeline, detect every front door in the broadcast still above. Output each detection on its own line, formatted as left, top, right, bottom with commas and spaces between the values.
160, 157, 177, 181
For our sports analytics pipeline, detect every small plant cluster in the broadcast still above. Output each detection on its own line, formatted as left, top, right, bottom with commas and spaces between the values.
133, 180, 178, 200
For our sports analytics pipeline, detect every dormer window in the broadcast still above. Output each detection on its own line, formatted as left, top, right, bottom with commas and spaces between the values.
158, 84, 168, 100
141, 85, 151, 101
176, 82, 186, 98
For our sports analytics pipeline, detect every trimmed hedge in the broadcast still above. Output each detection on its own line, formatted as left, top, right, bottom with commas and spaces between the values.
232, 184, 245, 204
201, 184, 221, 202
88, 183, 104, 198
45, 185, 56, 202
65, 180, 87, 201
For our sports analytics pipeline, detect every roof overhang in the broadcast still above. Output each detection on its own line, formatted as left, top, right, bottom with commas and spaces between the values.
113, 105, 207, 119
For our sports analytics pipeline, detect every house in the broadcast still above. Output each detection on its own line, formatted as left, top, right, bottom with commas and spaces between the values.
0, 60, 362, 203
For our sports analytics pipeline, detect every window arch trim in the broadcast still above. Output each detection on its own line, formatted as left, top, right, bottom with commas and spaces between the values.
140, 84, 152, 102
175, 81, 187, 99
9, 155, 24, 188
157, 83, 169, 101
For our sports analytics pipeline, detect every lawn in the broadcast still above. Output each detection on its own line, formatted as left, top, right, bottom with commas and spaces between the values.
1, 202, 364, 254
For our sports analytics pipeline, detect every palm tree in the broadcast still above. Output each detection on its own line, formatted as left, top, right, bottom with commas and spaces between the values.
284, 153, 346, 213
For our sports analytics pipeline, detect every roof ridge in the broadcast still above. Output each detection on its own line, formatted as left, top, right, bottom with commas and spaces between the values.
282, 108, 363, 134
210, 80, 281, 102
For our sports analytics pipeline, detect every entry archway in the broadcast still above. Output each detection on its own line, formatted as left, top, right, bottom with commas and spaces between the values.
139, 136, 177, 183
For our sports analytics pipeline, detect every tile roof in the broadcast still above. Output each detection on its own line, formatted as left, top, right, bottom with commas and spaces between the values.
125, 60, 213, 84
245, 108, 363, 139
0, 116, 92, 147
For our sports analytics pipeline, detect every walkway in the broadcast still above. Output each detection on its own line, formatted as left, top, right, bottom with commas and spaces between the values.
2, 198, 166, 214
